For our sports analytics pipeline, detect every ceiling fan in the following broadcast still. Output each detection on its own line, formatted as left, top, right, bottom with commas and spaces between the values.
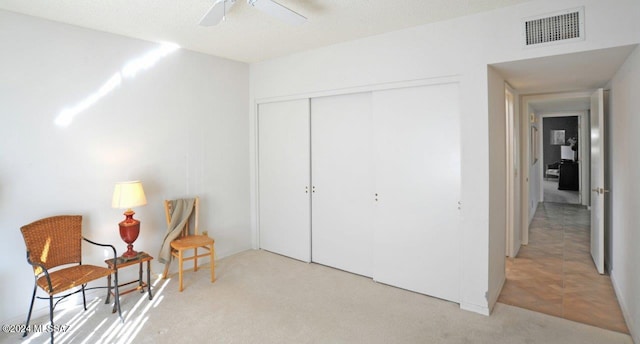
199, 0, 307, 26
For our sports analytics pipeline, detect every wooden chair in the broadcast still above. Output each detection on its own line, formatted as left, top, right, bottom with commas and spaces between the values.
162, 197, 215, 291
20, 215, 122, 343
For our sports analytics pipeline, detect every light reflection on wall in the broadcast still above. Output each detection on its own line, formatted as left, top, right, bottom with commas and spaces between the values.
55, 42, 180, 127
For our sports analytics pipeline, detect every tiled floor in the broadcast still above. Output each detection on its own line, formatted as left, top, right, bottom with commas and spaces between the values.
498, 202, 629, 334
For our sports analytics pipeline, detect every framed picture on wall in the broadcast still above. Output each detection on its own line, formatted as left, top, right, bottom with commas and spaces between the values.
531, 126, 539, 165
551, 129, 565, 145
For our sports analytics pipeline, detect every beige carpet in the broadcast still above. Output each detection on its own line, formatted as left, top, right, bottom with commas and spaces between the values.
2, 250, 633, 344
544, 179, 580, 204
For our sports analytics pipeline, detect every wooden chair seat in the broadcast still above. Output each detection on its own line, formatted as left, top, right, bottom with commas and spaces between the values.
171, 234, 214, 250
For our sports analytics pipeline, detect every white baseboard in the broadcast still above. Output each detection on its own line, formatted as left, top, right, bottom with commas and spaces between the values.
487, 276, 506, 314
610, 271, 639, 344
460, 302, 491, 316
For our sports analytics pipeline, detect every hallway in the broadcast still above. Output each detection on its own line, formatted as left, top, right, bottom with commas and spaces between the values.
498, 202, 629, 333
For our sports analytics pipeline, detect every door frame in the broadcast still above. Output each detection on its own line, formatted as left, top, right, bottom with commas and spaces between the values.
539, 112, 588, 205
519, 90, 593, 245
505, 83, 519, 257
590, 88, 606, 274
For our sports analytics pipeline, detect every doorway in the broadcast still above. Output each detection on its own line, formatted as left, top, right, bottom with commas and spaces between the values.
499, 89, 628, 333
540, 114, 582, 205
491, 45, 637, 332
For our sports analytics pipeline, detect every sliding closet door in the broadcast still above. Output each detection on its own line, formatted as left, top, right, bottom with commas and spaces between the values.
311, 92, 374, 277
258, 99, 311, 262
372, 83, 461, 302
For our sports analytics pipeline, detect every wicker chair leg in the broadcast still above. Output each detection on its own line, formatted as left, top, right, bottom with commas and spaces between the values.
49, 295, 54, 343
81, 284, 87, 311
23, 284, 37, 338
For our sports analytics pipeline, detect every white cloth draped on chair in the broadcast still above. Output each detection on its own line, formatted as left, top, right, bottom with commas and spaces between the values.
158, 198, 195, 264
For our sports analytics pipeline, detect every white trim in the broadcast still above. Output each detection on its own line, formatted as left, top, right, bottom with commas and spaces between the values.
251, 99, 260, 249
488, 275, 507, 313
538, 118, 545, 201
519, 96, 531, 245
505, 84, 516, 258
611, 272, 639, 344
460, 302, 490, 316
254, 75, 460, 105
522, 90, 594, 103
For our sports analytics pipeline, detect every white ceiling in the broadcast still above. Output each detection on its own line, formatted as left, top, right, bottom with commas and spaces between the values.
493, 45, 637, 113
493, 46, 637, 95
0, 0, 533, 63
3, 0, 635, 114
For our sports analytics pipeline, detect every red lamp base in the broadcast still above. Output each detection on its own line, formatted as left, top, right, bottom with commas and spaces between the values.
119, 209, 140, 258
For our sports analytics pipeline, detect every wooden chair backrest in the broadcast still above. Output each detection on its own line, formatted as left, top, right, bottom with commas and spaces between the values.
20, 215, 83, 274
164, 197, 200, 237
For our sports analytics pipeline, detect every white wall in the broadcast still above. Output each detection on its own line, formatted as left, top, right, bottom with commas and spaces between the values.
607, 45, 640, 344
0, 11, 251, 322
487, 66, 506, 308
250, 0, 640, 315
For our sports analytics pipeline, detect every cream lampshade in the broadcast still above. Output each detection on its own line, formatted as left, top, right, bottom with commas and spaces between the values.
112, 181, 147, 258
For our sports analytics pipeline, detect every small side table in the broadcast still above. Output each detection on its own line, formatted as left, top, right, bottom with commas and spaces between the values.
105, 252, 154, 313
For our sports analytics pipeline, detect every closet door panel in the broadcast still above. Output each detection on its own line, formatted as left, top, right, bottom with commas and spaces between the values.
258, 99, 311, 262
311, 92, 374, 277
372, 83, 461, 302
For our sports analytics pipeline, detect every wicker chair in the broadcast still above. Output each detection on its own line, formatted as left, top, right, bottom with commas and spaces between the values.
161, 197, 215, 291
20, 215, 122, 343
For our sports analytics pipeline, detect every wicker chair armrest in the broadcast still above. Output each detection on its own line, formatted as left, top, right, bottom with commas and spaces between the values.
83, 237, 118, 270
83, 238, 120, 297
25, 251, 54, 293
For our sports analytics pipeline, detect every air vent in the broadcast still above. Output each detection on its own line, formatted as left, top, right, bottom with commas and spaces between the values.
523, 7, 584, 46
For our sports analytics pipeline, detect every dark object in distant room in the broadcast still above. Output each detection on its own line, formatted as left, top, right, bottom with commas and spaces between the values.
559, 161, 579, 191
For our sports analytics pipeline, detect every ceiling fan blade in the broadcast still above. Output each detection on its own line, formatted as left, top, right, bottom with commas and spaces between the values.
199, 0, 232, 26
249, 0, 306, 25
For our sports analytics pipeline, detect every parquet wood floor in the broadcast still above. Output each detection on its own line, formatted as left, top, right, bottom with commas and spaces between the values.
498, 202, 629, 334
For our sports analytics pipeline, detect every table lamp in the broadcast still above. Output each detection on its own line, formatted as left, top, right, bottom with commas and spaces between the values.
112, 181, 147, 258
